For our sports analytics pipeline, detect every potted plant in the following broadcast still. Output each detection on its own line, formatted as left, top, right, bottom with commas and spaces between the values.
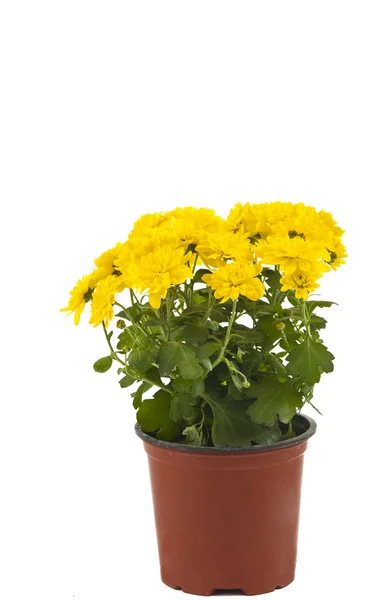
62, 202, 346, 596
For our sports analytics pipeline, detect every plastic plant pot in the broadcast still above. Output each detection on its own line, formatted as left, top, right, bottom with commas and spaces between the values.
136, 414, 316, 596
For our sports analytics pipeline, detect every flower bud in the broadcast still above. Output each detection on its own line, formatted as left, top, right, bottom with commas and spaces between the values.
276, 321, 285, 330
116, 319, 126, 329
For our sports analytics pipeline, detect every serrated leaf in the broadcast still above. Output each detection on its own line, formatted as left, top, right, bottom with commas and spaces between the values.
136, 390, 178, 441
158, 341, 203, 380
287, 337, 335, 386
182, 324, 209, 345
201, 393, 281, 447
93, 356, 112, 373
246, 375, 303, 426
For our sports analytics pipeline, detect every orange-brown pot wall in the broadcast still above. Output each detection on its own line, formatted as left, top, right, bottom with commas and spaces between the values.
137, 416, 316, 596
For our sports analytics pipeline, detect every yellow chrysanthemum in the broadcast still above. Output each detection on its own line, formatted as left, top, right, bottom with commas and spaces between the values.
227, 201, 299, 238
132, 212, 170, 232
127, 227, 180, 258
89, 275, 126, 328
165, 207, 225, 249
280, 269, 321, 300
326, 238, 347, 270
257, 235, 328, 274
196, 231, 254, 267
134, 246, 193, 309
318, 209, 345, 239
94, 243, 123, 279
203, 262, 264, 303
271, 210, 333, 245
60, 271, 100, 325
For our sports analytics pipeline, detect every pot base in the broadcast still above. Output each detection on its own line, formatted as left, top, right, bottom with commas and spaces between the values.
162, 576, 294, 596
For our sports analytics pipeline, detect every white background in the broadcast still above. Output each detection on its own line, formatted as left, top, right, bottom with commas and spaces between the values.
0, 1, 370, 599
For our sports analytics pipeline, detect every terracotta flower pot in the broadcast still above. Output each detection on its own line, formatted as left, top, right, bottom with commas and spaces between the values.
136, 414, 316, 596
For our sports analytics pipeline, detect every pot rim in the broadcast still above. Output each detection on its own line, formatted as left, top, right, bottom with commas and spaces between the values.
135, 413, 317, 454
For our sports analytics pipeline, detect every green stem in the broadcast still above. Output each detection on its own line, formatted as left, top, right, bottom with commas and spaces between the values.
212, 300, 237, 368
102, 323, 126, 366
202, 288, 215, 325
301, 300, 312, 339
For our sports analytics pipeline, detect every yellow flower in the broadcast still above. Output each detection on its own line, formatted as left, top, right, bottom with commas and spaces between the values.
228, 201, 299, 238
94, 243, 123, 279
60, 271, 100, 325
89, 275, 126, 328
271, 208, 333, 245
327, 238, 347, 270
196, 231, 253, 267
258, 235, 328, 274
226, 203, 250, 234
134, 246, 193, 309
280, 269, 321, 300
132, 212, 170, 232
318, 209, 345, 239
165, 207, 224, 249
203, 262, 264, 303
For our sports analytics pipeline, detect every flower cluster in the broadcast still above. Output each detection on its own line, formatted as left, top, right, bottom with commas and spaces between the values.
61, 202, 346, 327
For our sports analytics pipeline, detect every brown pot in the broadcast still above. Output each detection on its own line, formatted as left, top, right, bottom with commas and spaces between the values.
136, 414, 316, 596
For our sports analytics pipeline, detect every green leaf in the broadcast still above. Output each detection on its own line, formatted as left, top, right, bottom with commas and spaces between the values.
182, 324, 209, 346
136, 390, 178, 441
131, 381, 152, 409
305, 300, 337, 312
256, 315, 281, 345
229, 328, 265, 345
287, 337, 334, 386
128, 342, 159, 373
210, 306, 230, 323
173, 377, 205, 397
310, 315, 327, 331
224, 358, 247, 392
199, 357, 213, 371
119, 374, 136, 388
262, 268, 282, 289
182, 423, 208, 446
196, 341, 221, 359
201, 393, 281, 447
287, 291, 300, 306
143, 367, 165, 389
246, 375, 303, 426
207, 320, 220, 331
158, 341, 203, 380
93, 356, 113, 373
170, 393, 198, 422
117, 327, 138, 350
